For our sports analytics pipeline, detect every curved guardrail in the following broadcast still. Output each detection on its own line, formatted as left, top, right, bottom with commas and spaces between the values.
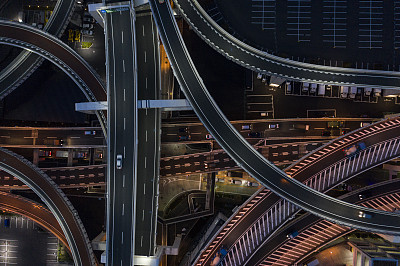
220, 136, 400, 266
0, 0, 76, 99
0, 191, 69, 250
174, 0, 400, 88
0, 147, 96, 266
149, 0, 400, 258
0, 21, 107, 137
255, 179, 400, 265
194, 116, 400, 265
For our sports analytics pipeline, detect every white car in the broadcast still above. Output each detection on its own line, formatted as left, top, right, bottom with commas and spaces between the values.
116, 155, 123, 169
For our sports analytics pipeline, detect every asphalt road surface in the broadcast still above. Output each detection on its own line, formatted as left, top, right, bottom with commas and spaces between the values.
105, 8, 137, 266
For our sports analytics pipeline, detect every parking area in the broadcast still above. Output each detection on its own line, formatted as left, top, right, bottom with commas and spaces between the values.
358, 0, 383, 49
395, 1, 400, 49
0, 215, 65, 266
285, 81, 380, 104
246, 74, 275, 119
286, 0, 312, 42
323, 0, 347, 48
251, 0, 276, 30
216, 0, 400, 70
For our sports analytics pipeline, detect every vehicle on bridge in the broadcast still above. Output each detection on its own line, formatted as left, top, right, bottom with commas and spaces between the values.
359, 211, 372, 219
205, 134, 214, 140
343, 142, 366, 157
179, 135, 191, 141
116, 155, 123, 169
286, 230, 299, 239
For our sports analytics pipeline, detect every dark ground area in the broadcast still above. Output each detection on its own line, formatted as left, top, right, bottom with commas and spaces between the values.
182, 18, 246, 120
2, 61, 91, 124
202, 0, 400, 70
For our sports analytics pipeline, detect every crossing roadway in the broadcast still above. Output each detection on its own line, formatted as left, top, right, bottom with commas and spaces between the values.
149, 0, 400, 241
174, 0, 400, 88
104, 6, 138, 265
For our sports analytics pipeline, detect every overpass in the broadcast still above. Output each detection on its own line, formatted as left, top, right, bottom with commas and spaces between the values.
0, 191, 68, 251
0, 0, 76, 99
0, 147, 96, 265
194, 115, 400, 265
0, 20, 107, 136
0, 139, 326, 190
174, 0, 400, 88
252, 179, 400, 266
135, 7, 162, 257
150, 0, 400, 243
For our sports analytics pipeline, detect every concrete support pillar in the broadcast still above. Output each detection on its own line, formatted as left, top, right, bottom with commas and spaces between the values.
33, 148, 39, 166
67, 150, 73, 167
89, 148, 94, 165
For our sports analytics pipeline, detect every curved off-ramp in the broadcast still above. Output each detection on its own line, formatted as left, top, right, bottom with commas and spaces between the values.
174, 0, 400, 88
0, 191, 68, 251
150, 0, 400, 243
0, 147, 96, 266
195, 116, 400, 265
253, 179, 400, 266
0, 0, 76, 99
0, 20, 107, 136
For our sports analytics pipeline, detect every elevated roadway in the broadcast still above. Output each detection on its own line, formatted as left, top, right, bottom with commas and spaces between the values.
0, 139, 324, 190
150, 0, 400, 243
135, 8, 161, 257
0, 21, 107, 135
0, 126, 104, 148
195, 116, 400, 265
0, 147, 95, 265
0, 0, 76, 99
0, 191, 68, 251
174, 0, 400, 88
104, 6, 138, 265
251, 179, 400, 266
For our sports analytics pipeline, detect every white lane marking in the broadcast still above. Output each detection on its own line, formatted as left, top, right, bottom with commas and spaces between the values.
145, 77, 148, 89
121, 260, 123, 266
122, 59, 125, 72
144, 51, 147, 62
142, 25, 145, 36
144, 156, 147, 168
124, 118, 126, 130
141, 236, 143, 247
122, 203, 125, 215
70, 136, 80, 139
142, 210, 145, 221
122, 175, 125, 188
143, 183, 146, 195
146, 130, 148, 142
121, 31, 124, 43
124, 89, 126, 102
124, 146, 126, 158
121, 232, 124, 244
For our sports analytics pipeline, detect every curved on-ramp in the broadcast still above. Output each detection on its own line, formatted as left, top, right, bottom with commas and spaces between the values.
174, 0, 400, 88
0, 148, 96, 266
0, 191, 69, 251
253, 179, 400, 265
149, 0, 400, 245
0, 0, 76, 99
195, 116, 400, 265
0, 20, 107, 136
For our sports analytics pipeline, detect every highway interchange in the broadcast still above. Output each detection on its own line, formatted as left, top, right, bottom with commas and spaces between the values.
1, 0, 400, 265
